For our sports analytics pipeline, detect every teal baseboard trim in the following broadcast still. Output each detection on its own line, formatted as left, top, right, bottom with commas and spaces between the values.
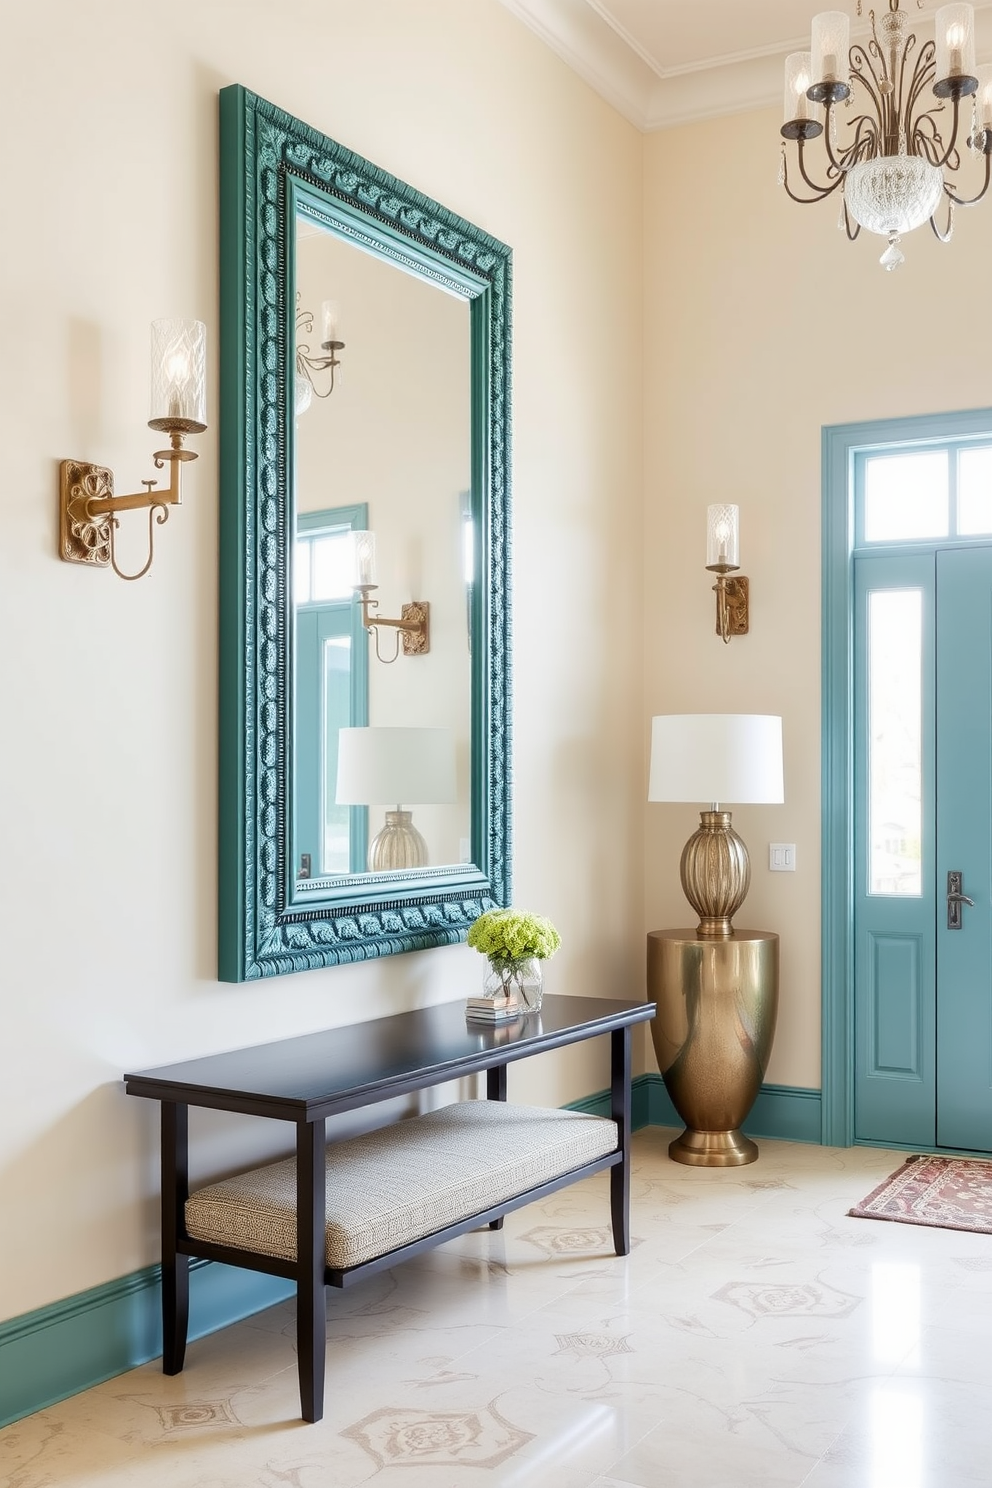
567, 1072, 654, 1130
0, 1259, 294, 1430
569, 1075, 823, 1147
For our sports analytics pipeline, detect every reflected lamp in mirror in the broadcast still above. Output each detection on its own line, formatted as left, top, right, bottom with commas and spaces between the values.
705, 503, 749, 643
295, 295, 345, 414
59, 319, 207, 581
648, 713, 784, 937
336, 726, 457, 871
346, 530, 430, 662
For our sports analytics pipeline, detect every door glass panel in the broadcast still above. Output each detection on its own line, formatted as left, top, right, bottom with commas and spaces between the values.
863, 452, 948, 541
958, 446, 992, 535
322, 636, 352, 875
311, 533, 354, 602
868, 589, 922, 896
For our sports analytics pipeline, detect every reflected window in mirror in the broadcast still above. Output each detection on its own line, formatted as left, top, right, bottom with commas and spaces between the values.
295, 507, 369, 880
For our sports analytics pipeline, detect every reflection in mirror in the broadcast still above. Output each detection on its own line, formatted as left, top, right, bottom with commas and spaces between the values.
293, 213, 472, 881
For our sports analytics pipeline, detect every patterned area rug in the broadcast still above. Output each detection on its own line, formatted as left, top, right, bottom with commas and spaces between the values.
850, 1154, 992, 1233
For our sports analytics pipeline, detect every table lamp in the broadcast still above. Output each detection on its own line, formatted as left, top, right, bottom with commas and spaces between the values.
648, 714, 784, 936
336, 726, 457, 871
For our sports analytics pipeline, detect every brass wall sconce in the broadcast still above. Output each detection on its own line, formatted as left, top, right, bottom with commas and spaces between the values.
59, 319, 207, 581
350, 531, 430, 663
295, 295, 344, 414
705, 503, 749, 643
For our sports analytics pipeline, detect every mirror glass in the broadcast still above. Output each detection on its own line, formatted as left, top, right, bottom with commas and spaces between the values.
293, 213, 472, 883
217, 86, 511, 981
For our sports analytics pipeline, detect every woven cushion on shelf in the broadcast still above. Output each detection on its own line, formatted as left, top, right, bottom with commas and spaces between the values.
185, 1100, 617, 1271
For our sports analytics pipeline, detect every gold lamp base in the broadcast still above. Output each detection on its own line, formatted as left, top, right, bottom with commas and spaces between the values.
680, 810, 750, 937
368, 810, 428, 871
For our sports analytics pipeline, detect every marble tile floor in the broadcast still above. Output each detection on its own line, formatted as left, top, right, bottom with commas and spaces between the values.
4, 1127, 992, 1488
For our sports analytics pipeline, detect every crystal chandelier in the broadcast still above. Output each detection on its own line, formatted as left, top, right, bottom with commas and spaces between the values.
780, 3, 992, 268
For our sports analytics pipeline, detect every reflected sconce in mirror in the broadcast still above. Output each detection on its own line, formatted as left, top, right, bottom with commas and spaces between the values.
336, 726, 457, 870
705, 504, 749, 644
295, 295, 344, 415
59, 319, 207, 581
349, 531, 430, 662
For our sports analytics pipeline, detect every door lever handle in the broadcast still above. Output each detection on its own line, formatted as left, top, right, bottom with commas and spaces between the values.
947, 871, 975, 930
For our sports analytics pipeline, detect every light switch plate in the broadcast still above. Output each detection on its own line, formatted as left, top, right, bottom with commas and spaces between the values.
769, 843, 796, 872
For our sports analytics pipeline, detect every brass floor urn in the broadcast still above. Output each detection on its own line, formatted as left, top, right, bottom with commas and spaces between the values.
648, 928, 779, 1165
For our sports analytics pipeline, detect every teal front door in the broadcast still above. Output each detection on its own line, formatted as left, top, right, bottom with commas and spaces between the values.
855, 544, 992, 1152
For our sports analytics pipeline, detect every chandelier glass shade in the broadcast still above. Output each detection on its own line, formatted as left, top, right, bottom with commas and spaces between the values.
781, 2, 992, 268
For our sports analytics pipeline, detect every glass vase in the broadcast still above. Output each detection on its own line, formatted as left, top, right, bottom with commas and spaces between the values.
483, 956, 544, 1012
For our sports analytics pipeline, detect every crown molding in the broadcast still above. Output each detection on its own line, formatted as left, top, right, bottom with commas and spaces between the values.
500, 0, 992, 132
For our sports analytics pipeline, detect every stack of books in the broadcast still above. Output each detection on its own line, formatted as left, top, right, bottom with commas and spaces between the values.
465, 994, 521, 1024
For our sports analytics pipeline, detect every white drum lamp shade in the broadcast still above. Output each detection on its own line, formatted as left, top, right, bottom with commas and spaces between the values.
336, 727, 457, 871
648, 714, 784, 805
336, 727, 457, 806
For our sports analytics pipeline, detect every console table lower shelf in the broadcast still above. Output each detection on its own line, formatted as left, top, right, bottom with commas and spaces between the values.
124, 994, 654, 1423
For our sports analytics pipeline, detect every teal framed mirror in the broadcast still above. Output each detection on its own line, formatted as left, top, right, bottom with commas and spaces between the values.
218, 85, 511, 981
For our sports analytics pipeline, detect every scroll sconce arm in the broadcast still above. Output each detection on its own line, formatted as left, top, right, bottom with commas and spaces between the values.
59, 422, 204, 579
356, 586, 430, 663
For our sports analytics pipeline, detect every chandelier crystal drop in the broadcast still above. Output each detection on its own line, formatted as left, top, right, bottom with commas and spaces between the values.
780, 2, 992, 268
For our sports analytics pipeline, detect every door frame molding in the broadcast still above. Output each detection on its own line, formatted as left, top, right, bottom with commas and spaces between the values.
821, 406, 992, 1147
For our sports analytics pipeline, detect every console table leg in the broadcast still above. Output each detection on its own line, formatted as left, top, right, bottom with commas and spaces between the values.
610, 1027, 632, 1256
161, 1102, 189, 1375
485, 1064, 508, 1227
297, 1117, 326, 1423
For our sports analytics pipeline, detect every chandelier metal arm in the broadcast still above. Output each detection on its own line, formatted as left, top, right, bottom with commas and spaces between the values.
783, 139, 843, 202
850, 44, 886, 129
919, 92, 962, 170
825, 112, 880, 174
905, 40, 937, 124
841, 197, 862, 240
942, 146, 992, 206
929, 195, 955, 241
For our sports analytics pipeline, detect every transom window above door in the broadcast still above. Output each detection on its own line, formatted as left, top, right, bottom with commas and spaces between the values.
859, 442, 992, 545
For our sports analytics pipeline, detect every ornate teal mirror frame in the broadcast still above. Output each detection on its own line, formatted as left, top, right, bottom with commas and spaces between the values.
218, 85, 512, 981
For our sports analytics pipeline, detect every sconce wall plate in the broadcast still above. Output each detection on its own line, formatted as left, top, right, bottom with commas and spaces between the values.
400, 602, 430, 656
716, 576, 749, 638
60, 460, 114, 567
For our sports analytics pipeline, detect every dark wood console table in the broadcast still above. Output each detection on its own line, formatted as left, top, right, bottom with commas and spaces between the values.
125, 993, 654, 1423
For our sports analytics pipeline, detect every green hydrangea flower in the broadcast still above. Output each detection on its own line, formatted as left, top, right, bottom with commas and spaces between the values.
467, 908, 561, 964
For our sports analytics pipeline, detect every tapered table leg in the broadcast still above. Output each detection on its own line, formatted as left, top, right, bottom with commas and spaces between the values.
610, 1026, 632, 1256
486, 1063, 507, 1227
161, 1102, 189, 1374
297, 1117, 326, 1423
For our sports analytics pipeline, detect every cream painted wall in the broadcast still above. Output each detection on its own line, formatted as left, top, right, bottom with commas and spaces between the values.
643, 107, 992, 1089
0, 0, 643, 1321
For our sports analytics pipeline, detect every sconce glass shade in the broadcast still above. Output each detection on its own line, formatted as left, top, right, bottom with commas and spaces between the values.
706, 504, 740, 571
349, 529, 377, 587
336, 726, 457, 806
975, 63, 992, 127
648, 715, 784, 806
150, 318, 207, 428
811, 11, 850, 87
320, 299, 342, 345
935, 4, 976, 83
783, 51, 816, 124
